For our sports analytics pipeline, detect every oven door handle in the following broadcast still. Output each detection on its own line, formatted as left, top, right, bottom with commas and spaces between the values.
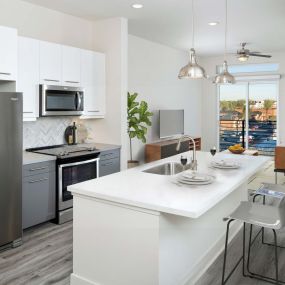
59, 157, 100, 169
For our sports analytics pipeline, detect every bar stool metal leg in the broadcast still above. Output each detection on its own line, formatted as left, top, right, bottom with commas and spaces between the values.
242, 222, 246, 277
247, 224, 253, 275
246, 225, 284, 284
221, 219, 233, 285
273, 229, 279, 284
221, 219, 244, 285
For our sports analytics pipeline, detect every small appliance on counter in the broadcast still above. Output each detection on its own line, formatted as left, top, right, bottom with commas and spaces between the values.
26, 144, 100, 224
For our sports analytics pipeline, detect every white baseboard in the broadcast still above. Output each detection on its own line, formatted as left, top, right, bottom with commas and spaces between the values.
70, 273, 101, 285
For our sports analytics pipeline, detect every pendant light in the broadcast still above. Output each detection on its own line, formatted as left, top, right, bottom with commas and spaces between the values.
213, 0, 235, 84
178, 0, 207, 79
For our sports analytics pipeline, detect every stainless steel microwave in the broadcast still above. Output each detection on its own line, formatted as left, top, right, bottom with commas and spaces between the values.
40, 85, 84, 117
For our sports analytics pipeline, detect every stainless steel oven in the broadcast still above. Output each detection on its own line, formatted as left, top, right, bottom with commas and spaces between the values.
58, 157, 99, 224
40, 84, 84, 116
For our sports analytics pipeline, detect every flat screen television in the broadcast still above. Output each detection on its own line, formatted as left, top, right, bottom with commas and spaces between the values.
159, 109, 184, 139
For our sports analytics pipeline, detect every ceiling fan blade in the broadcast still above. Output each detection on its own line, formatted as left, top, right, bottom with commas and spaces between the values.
249, 53, 272, 58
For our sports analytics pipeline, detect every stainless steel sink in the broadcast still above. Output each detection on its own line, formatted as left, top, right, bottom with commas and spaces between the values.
142, 162, 184, 175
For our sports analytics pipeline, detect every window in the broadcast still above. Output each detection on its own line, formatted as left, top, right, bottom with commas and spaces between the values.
219, 81, 278, 156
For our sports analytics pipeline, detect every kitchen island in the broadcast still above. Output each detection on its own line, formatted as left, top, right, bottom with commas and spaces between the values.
69, 151, 270, 285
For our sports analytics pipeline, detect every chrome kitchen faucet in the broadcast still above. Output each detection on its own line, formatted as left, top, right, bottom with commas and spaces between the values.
176, 135, 197, 171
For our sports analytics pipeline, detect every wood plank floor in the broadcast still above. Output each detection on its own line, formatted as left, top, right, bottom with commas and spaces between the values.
0, 222, 72, 285
0, 162, 284, 285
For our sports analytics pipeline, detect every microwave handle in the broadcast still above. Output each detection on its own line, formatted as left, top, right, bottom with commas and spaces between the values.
76, 92, 82, 110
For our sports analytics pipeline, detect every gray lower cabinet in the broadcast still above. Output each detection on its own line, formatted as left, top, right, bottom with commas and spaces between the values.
22, 161, 56, 229
99, 148, 120, 177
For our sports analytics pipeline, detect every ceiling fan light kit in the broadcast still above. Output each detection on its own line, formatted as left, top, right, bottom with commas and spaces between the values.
238, 53, 249, 62
213, 0, 235, 85
236, 42, 272, 61
178, 0, 207, 79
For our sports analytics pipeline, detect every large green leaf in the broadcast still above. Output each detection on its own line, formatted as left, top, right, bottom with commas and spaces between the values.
127, 92, 153, 144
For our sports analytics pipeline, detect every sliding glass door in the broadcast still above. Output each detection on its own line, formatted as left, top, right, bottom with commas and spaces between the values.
248, 83, 277, 155
219, 81, 278, 155
219, 84, 247, 150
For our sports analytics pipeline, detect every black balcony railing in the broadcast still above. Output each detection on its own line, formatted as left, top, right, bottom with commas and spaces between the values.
220, 120, 277, 156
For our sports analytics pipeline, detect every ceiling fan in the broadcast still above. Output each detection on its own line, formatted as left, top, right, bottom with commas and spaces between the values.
237, 43, 272, 62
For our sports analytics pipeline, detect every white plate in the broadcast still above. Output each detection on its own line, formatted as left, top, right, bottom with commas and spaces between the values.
177, 177, 214, 185
176, 173, 215, 185
211, 160, 240, 169
181, 172, 212, 182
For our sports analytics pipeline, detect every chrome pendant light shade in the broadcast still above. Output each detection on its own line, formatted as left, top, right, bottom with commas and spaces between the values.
213, 0, 235, 85
178, 0, 207, 79
178, 48, 206, 79
213, 60, 235, 84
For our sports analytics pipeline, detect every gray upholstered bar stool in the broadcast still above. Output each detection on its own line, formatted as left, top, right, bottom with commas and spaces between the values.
221, 196, 285, 285
251, 183, 285, 246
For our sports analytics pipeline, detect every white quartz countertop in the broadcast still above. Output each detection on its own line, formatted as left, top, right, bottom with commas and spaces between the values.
23, 151, 56, 165
69, 151, 270, 218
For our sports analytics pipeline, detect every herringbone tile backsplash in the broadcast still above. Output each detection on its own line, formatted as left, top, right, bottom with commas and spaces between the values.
23, 117, 74, 149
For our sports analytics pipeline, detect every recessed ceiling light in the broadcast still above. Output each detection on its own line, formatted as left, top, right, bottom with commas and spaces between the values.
208, 21, 219, 26
132, 3, 143, 9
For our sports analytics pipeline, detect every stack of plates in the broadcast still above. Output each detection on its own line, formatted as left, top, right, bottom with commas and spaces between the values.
176, 171, 215, 185
211, 159, 240, 169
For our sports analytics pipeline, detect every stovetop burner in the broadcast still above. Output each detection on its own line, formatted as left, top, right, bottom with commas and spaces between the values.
26, 144, 98, 158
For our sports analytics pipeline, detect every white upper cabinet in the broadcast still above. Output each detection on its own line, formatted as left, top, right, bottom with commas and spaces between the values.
39, 41, 62, 85
0, 26, 17, 81
17, 37, 40, 121
62, 45, 81, 87
81, 50, 106, 118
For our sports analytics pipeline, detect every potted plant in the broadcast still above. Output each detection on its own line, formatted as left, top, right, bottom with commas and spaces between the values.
127, 92, 153, 168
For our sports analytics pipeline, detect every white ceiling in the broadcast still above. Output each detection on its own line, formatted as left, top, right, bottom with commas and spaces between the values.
23, 0, 285, 56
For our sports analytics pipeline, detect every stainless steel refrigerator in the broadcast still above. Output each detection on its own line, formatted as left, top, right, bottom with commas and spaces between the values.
0, 92, 22, 249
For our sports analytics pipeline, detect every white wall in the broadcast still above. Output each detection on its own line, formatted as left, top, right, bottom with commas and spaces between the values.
128, 35, 202, 163
84, 18, 129, 170
200, 52, 285, 151
0, 0, 95, 49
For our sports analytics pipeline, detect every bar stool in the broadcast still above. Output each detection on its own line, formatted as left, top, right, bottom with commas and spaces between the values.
251, 183, 285, 247
221, 196, 285, 285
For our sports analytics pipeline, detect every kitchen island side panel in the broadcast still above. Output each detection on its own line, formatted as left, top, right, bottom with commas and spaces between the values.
159, 182, 247, 285
71, 182, 247, 285
71, 195, 160, 285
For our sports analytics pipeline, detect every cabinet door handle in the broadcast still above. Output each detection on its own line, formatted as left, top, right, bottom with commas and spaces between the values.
29, 177, 48, 184
29, 166, 48, 171
44, 79, 60, 82
65, 80, 80, 84
0, 72, 11, 75
88, 111, 100, 113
